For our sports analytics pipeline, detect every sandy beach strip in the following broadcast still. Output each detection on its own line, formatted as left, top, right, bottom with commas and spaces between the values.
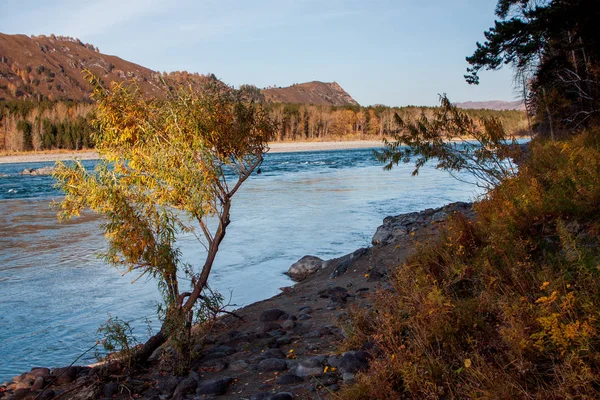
0, 140, 385, 164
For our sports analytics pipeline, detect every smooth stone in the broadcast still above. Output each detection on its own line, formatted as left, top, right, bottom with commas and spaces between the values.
276, 337, 292, 346
277, 313, 291, 322
294, 358, 324, 378
26, 368, 50, 380
51, 366, 77, 385
103, 382, 120, 398
354, 350, 372, 363
270, 392, 294, 400
318, 286, 349, 303
276, 374, 304, 385
342, 372, 356, 384
157, 376, 181, 395
258, 358, 288, 372
31, 377, 45, 391
298, 314, 312, 321
338, 353, 367, 374
327, 355, 341, 368
260, 322, 282, 334
172, 375, 198, 400
327, 248, 369, 278
259, 309, 286, 322
286, 255, 324, 281
261, 348, 286, 359
20, 166, 54, 176
314, 355, 328, 363
15, 379, 33, 390
196, 377, 233, 396
228, 360, 249, 372
281, 320, 296, 331
36, 389, 55, 400
12, 388, 31, 400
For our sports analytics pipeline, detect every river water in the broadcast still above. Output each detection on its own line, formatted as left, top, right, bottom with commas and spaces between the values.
0, 148, 482, 382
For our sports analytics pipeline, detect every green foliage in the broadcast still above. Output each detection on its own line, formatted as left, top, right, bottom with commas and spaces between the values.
467, 0, 600, 135
0, 100, 95, 151
341, 130, 600, 399
96, 315, 139, 368
16, 119, 33, 151
376, 95, 521, 190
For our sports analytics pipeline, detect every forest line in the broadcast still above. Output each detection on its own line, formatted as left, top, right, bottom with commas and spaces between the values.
0, 99, 528, 153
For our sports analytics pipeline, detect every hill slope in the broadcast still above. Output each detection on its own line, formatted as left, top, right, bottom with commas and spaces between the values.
0, 33, 212, 101
456, 100, 525, 111
262, 81, 359, 106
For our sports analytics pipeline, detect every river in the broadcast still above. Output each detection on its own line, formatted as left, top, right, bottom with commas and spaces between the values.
0, 148, 482, 382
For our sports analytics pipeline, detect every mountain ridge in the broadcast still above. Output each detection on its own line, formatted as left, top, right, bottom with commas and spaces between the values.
455, 100, 525, 111
0, 33, 359, 106
262, 81, 359, 106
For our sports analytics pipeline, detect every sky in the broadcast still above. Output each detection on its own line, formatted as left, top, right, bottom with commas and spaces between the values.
1, 0, 520, 107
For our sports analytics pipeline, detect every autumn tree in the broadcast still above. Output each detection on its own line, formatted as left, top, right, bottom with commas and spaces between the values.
53, 72, 275, 364
376, 95, 521, 191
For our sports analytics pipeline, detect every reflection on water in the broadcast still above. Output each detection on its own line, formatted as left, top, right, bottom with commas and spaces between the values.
0, 148, 482, 381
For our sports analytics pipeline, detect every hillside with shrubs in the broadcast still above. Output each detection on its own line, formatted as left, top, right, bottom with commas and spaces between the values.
340, 0, 600, 398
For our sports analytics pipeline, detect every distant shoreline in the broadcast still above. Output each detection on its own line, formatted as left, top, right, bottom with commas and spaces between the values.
0, 140, 385, 164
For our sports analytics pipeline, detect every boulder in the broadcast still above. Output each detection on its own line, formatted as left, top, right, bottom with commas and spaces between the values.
327, 248, 368, 279
20, 166, 54, 176
372, 202, 473, 246
258, 358, 288, 372
197, 377, 233, 396
276, 374, 304, 385
259, 309, 286, 322
172, 374, 198, 400
51, 366, 77, 385
285, 256, 323, 281
261, 348, 286, 359
338, 353, 368, 374
102, 382, 120, 398
228, 360, 249, 372
294, 358, 324, 378
157, 376, 182, 396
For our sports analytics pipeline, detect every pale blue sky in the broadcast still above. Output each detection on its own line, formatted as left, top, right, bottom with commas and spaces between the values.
1, 0, 518, 106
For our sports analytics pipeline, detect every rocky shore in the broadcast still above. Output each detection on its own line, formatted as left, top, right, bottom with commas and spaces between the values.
1, 202, 472, 400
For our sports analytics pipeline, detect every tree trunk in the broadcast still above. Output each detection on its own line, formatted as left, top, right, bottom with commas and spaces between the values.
133, 328, 167, 365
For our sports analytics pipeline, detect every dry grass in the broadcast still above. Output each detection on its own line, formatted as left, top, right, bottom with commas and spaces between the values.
340, 131, 600, 399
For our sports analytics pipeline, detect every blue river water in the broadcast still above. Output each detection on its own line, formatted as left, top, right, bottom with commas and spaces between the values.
0, 148, 483, 382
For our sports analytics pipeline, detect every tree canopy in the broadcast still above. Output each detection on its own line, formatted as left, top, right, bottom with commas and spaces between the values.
53, 72, 275, 364
466, 0, 600, 136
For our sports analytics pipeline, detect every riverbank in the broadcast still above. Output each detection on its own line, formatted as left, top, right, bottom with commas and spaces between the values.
0, 141, 385, 164
0, 202, 473, 400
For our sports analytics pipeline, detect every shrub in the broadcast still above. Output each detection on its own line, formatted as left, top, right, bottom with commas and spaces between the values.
341, 130, 600, 399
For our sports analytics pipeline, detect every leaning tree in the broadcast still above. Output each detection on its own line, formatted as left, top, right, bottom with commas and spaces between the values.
53, 72, 275, 363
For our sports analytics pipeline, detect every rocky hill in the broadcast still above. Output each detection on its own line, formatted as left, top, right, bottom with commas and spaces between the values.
0, 33, 213, 101
262, 81, 359, 106
0, 33, 359, 106
456, 100, 525, 111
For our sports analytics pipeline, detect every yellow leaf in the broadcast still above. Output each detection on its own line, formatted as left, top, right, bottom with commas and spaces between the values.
464, 359, 472, 368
